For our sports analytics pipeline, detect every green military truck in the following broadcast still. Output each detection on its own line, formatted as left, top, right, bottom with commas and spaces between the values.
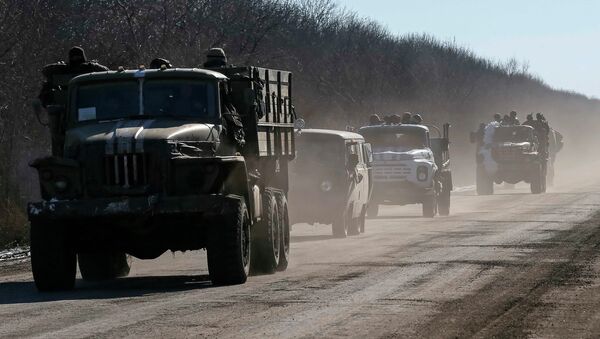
28, 65, 296, 291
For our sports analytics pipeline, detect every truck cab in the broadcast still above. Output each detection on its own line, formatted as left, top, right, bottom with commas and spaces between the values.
359, 123, 452, 218
28, 66, 296, 291
289, 129, 372, 237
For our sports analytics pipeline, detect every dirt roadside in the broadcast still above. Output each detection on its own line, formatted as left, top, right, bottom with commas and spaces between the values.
416, 210, 600, 338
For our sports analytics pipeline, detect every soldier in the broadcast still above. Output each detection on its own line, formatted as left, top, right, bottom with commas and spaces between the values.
37, 47, 109, 156
38, 46, 109, 108
369, 114, 382, 125
508, 111, 520, 125
501, 114, 511, 125
149, 58, 172, 69
411, 113, 423, 124
493, 113, 502, 124
203, 48, 228, 68
401, 112, 412, 124
522, 113, 534, 126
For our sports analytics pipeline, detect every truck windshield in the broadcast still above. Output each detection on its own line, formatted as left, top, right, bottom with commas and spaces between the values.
75, 79, 218, 122
493, 127, 533, 143
363, 128, 428, 151
295, 137, 344, 167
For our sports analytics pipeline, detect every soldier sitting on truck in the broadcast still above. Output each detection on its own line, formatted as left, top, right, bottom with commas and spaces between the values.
38, 46, 109, 108
401, 112, 412, 124
411, 113, 423, 124
369, 114, 383, 125
149, 58, 172, 69
523, 113, 534, 126
507, 111, 520, 125
203, 48, 228, 68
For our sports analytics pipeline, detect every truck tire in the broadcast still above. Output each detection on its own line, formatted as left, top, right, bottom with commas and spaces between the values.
332, 207, 351, 238
438, 188, 451, 216
476, 165, 494, 195
78, 252, 130, 282
359, 207, 367, 233
207, 196, 251, 285
275, 192, 290, 272
422, 194, 436, 218
531, 165, 543, 194
250, 190, 280, 275
367, 203, 379, 218
30, 220, 77, 291
348, 216, 360, 236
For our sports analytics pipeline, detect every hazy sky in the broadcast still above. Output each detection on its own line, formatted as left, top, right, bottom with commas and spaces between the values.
337, 0, 600, 98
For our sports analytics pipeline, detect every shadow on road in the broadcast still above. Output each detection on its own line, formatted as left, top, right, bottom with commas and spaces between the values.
291, 234, 336, 243
0, 274, 212, 305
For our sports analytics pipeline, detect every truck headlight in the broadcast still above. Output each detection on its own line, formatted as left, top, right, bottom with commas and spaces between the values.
417, 166, 428, 181
54, 178, 69, 192
321, 180, 333, 192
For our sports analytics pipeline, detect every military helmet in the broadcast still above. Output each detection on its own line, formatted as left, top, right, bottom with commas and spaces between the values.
68, 46, 86, 65
526, 113, 533, 121
536, 112, 543, 120
413, 113, 423, 123
510, 110, 517, 118
493, 113, 502, 121
149, 58, 172, 69
206, 48, 227, 62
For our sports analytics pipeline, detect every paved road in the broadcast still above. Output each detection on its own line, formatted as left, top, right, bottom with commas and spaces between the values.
2, 180, 600, 338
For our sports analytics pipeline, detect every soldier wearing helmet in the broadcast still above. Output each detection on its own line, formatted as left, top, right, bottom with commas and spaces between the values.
37, 47, 109, 156
149, 58, 172, 69
411, 113, 423, 124
203, 48, 228, 68
508, 110, 520, 125
369, 114, 382, 125
401, 112, 412, 124
522, 113, 534, 126
493, 113, 502, 123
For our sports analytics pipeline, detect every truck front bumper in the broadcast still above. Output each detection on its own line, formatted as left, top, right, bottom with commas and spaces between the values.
27, 194, 238, 221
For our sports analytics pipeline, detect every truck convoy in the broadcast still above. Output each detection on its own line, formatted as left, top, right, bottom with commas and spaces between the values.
289, 129, 372, 237
471, 124, 547, 195
28, 61, 296, 291
358, 122, 452, 218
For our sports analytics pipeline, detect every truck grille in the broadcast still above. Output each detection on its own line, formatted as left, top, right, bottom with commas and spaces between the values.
105, 153, 148, 187
374, 165, 411, 181
492, 147, 522, 162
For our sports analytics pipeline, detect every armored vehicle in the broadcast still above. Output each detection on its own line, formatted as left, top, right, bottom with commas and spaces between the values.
358, 123, 452, 218
288, 129, 372, 237
471, 124, 546, 195
28, 65, 296, 291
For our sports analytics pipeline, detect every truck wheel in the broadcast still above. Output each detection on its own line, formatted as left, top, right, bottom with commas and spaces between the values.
476, 165, 494, 195
530, 165, 543, 194
422, 194, 436, 218
78, 252, 130, 282
367, 203, 379, 218
332, 208, 350, 238
208, 196, 251, 285
250, 190, 280, 275
359, 208, 367, 233
438, 188, 451, 216
348, 216, 360, 236
30, 220, 77, 291
275, 192, 290, 272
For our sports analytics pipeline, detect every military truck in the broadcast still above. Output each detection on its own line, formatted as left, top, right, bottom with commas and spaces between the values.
471, 124, 546, 195
28, 65, 296, 291
358, 123, 452, 218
